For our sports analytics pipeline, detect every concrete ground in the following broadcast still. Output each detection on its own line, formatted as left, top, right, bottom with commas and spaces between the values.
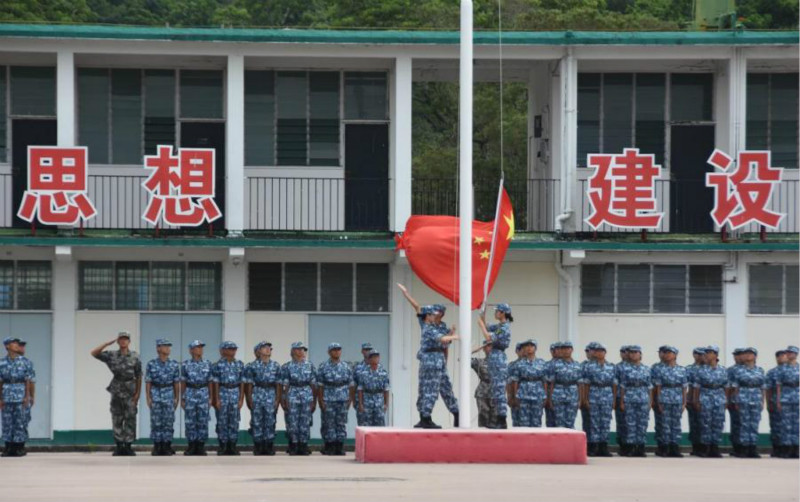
2, 453, 797, 502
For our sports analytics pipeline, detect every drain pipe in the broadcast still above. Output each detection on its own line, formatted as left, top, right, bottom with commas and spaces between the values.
555, 48, 576, 234
554, 250, 573, 344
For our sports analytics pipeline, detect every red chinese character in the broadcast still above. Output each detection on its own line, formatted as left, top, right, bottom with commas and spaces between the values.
142, 145, 221, 226
17, 147, 96, 225
706, 149, 784, 230
585, 148, 664, 229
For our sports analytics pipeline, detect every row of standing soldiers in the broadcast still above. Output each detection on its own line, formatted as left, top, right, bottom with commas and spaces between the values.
88, 333, 390, 457
471, 340, 800, 458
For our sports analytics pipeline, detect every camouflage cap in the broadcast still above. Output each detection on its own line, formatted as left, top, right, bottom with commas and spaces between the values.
361, 342, 374, 351
787, 345, 799, 354
188, 340, 206, 349
219, 341, 238, 350
741, 347, 758, 356
328, 342, 342, 351
291, 341, 308, 351
705, 345, 720, 354
432, 304, 447, 314
627, 345, 642, 353
494, 303, 512, 314
156, 339, 172, 347
368, 350, 380, 358
2, 337, 21, 346
662, 346, 679, 354
117, 330, 131, 339
520, 339, 537, 349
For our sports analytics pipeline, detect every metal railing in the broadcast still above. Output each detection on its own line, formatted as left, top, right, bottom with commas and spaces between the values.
85, 174, 153, 229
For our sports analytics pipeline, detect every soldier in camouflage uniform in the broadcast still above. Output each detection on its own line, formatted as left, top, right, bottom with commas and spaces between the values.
357, 350, 390, 426
545, 344, 558, 427
650, 347, 667, 455
433, 304, 460, 427
145, 339, 180, 456
0, 337, 35, 457
766, 350, 787, 457
471, 341, 495, 428
579, 343, 597, 439
15, 341, 34, 457
211, 341, 245, 456
726, 349, 745, 457
727, 347, 766, 458
352, 343, 373, 426
509, 339, 547, 429
281, 341, 316, 455
618, 345, 651, 457
775, 345, 800, 458
244, 341, 281, 456
579, 342, 616, 457
545, 341, 581, 429
686, 347, 706, 455
91, 331, 142, 456
652, 346, 687, 457
477, 303, 512, 428
318, 342, 354, 456
506, 343, 523, 427
614, 346, 629, 451
693, 345, 727, 458
181, 340, 212, 456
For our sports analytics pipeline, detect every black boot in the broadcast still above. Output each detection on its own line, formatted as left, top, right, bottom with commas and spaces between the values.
586, 442, 597, 457
696, 444, 709, 458
633, 444, 647, 457
287, 441, 298, 455
125, 442, 136, 456
184, 441, 195, 456
690, 442, 698, 456
420, 415, 442, 429
413, 414, 426, 428
298, 443, 311, 456
452, 412, 459, 428
165, 442, 175, 456
335, 441, 346, 456
151, 442, 161, 456
196, 441, 208, 456
1, 442, 14, 457
112, 441, 123, 457
618, 443, 629, 457
792, 445, 800, 459
708, 444, 723, 458
16, 443, 26, 457
496, 415, 508, 429
654, 443, 665, 457
229, 442, 240, 456
747, 445, 761, 458
252, 441, 263, 456
730, 443, 741, 458
668, 443, 683, 458
265, 442, 275, 456
320, 441, 331, 455
597, 442, 612, 457
217, 440, 227, 456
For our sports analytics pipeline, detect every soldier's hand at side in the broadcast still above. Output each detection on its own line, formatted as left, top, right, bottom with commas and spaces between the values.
181, 400, 186, 410
146, 397, 152, 408
776, 403, 782, 413
274, 401, 280, 412
310, 402, 316, 414
0, 400, 4, 410
319, 402, 326, 412
658, 404, 664, 414
359, 405, 365, 413
383, 404, 388, 413
619, 402, 625, 412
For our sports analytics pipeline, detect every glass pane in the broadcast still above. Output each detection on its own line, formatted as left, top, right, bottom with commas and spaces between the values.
0, 67, 6, 162
0, 261, 13, 309
746, 73, 769, 151
284, 263, 317, 311
688, 265, 722, 314
16, 261, 51, 310
245, 70, 275, 166
116, 262, 149, 310
180, 70, 223, 119
670, 73, 713, 122
344, 72, 387, 120
277, 72, 308, 166
310, 72, 340, 166
111, 69, 142, 164
617, 264, 650, 313
603, 74, 633, 154
635, 73, 666, 166
577, 73, 601, 167
77, 68, 110, 164
580, 264, 614, 313
11, 66, 56, 116
770, 73, 799, 169
320, 263, 352, 312
786, 265, 799, 314
749, 264, 783, 314
356, 263, 389, 312
151, 262, 185, 310
79, 262, 113, 310
653, 265, 685, 313
144, 70, 176, 155
248, 263, 281, 311
187, 262, 221, 310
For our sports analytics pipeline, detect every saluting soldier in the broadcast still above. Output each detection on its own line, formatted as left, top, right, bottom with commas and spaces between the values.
91, 331, 142, 456
358, 350, 390, 426
145, 339, 180, 456
244, 342, 281, 456
181, 340, 212, 456
0, 337, 35, 457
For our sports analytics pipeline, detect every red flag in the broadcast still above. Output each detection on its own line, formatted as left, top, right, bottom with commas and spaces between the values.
395, 188, 514, 310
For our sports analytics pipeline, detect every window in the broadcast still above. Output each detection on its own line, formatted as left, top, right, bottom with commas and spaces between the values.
0, 261, 51, 310
10, 66, 56, 117
577, 73, 711, 167
248, 262, 389, 312
79, 261, 221, 311
747, 73, 799, 169
580, 264, 722, 314
180, 70, 223, 119
245, 70, 387, 166
144, 70, 176, 155
749, 264, 799, 315
0, 67, 6, 162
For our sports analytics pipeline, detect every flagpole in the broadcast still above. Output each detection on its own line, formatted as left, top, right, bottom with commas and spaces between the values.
458, 0, 473, 429
483, 177, 504, 306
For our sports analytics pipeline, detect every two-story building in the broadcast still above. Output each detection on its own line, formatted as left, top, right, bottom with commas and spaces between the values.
0, 24, 796, 445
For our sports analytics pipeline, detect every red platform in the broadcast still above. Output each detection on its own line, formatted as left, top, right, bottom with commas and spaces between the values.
355, 427, 587, 464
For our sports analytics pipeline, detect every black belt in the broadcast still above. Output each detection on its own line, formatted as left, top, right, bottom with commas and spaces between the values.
781, 383, 800, 388
219, 383, 241, 389
362, 389, 384, 394
324, 384, 349, 388
519, 378, 543, 382
186, 383, 208, 389
255, 382, 277, 389
624, 383, 648, 388
660, 384, 684, 388
288, 384, 312, 388
424, 349, 445, 353
2, 380, 25, 384
737, 384, 764, 388
591, 383, 614, 388
702, 385, 725, 389
554, 382, 578, 386
151, 383, 174, 388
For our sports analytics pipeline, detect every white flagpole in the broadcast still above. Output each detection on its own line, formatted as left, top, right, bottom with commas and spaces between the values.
458, 0, 473, 429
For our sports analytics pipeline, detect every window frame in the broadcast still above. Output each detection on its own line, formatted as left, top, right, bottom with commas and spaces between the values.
747, 263, 799, 316
0, 260, 53, 311
746, 72, 799, 169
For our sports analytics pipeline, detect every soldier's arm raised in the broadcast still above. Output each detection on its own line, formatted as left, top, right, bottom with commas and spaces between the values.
90, 339, 116, 359
396, 283, 421, 314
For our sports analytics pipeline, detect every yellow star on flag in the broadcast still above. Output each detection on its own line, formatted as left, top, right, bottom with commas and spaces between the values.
479, 250, 490, 260
503, 211, 515, 240
474, 236, 485, 245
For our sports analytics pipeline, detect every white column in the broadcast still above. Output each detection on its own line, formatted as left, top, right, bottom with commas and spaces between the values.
389, 259, 414, 427
223, 249, 247, 349
551, 52, 578, 232
51, 246, 76, 434
56, 51, 75, 146
390, 56, 413, 232
724, 252, 747, 359
225, 55, 245, 236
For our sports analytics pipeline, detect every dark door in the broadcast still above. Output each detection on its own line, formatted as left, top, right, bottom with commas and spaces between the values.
11, 119, 57, 229
345, 124, 389, 231
180, 122, 226, 231
670, 125, 715, 233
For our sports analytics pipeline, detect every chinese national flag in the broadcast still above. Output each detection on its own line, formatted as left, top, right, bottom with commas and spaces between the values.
395, 187, 514, 310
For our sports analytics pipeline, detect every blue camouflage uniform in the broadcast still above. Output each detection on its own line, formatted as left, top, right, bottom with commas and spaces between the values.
546, 343, 581, 429
318, 345, 354, 444
685, 348, 706, 449
508, 341, 547, 427
352, 343, 373, 426
581, 356, 617, 443
0, 346, 35, 444
416, 309, 449, 418
545, 345, 558, 427
650, 354, 666, 445
211, 344, 245, 443
244, 347, 281, 443
507, 344, 523, 426
580, 349, 593, 438
614, 346, 629, 445
727, 353, 766, 447
726, 350, 744, 451
181, 346, 212, 443
428, 309, 459, 417
694, 349, 728, 446
652, 350, 688, 447
145, 343, 180, 443
358, 352, 390, 426
619, 350, 652, 446
766, 360, 782, 450
281, 344, 317, 444
776, 357, 799, 447
485, 308, 511, 419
